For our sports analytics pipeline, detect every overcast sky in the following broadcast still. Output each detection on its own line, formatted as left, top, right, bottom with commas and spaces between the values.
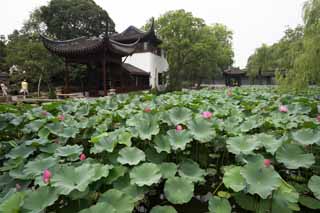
1, 0, 306, 68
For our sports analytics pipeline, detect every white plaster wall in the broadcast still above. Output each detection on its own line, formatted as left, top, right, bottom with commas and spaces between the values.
125, 52, 169, 90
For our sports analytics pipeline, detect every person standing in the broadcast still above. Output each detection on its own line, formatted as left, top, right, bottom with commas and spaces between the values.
20, 79, 29, 98
0, 82, 8, 97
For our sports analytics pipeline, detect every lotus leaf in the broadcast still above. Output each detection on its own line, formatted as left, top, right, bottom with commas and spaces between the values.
51, 163, 111, 195
223, 166, 246, 192
226, 135, 260, 155
23, 119, 46, 133
117, 147, 145, 165
292, 128, 320, 145
154, 135, 171, 153
23, 187, 59, 213
128, 113, 160, 140
299, 196, 320, 209
255, 133, 283, 154
308, 175, 320, 200
240, 161, 281, 199
79, 203, 116, 213
276, 144, 315, 169
178, 159, 206, 182
159, 163, 177, 179
167, 107, 192, 125
6, 144, 35, 159
167, 129, 192, 150
271, 181, 300, 212
25, 138, 50, 147
106, 165, 127, 184
98, 189, 135, 213
113, 175, 146, 202
164, 177, 194, 204
55, 144, 83, 158
0, 191, 25, 213
117, 130, 133, 147
130, 163, 161, 186
23, 157, 57, 177
90, 132, 117, 153
187, 117, 215, 143
208, 196, 232, 213
150, 205, 177, 213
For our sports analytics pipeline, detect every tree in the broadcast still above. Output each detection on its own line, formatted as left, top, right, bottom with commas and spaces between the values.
0, 35, 6, 72
5, 32, 63, 94
146, 10, 233, 90
24, 0, 115, 39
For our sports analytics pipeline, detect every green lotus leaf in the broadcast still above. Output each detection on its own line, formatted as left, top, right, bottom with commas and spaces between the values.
117, 130, 132, 147
106, 165, 128, 184
6, 144, 35, 159
167, 107, 193, 125
23, 157, 57, 177
98, 189, 135, 213
178, 159, 206, 182
292, 128, 320, 145
54, 144, 83, 158
276, 144, 315, 169
226, 135, 260, 155
208, 196, 232, 213
164, 177, 194, 204
240, 160, 281, 199
150, 205, 177, 213
167, 129, 192, 150
308, 175, 320, 200
187, 117, 215, 143
79, 203, 116, 213
255, 133, 283, 154
223, 166, 246, 192
145, 147, 167, 164
90, 132, 108, 143
299, 196, 320, 209
23, 187, 59, 213
113, 175, 147, 202
159, 163, 177, 179
233, 193, 258, 211
25, 138, 50, 147
39, 143, 60, 154
90, 132, 117, 154
117, 147, 145, 165
135, 115, 160, 140
0, 191, 25, 213
271, 180, 300, 212
154, 135, 171, 153
130, 163, 161, 186
46, 122, 79, 138
52, 163, 112, 195
23, 119, 46, 133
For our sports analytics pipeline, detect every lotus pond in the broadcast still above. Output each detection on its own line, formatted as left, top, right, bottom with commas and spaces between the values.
1, 87, 320, 213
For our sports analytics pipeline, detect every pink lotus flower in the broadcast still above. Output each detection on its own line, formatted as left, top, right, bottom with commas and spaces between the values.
57, 114, 65, 121
202, 111, 213, 119
317, 115, 320, 123
144, 107, 151, 113
227, 89, 232, 97
264, 159, 271, 168
176, 125, 183, 132
80, 153, 86, 161
41, 111, 49, 116
279, 105, 288, 113
15, 183, 21, 191
42, 169, 52, 184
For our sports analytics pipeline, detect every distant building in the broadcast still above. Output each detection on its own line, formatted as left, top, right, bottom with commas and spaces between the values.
223, 67, 275, 86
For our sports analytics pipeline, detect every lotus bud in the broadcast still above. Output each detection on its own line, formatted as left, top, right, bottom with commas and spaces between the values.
42, 169, 52, 184
80, 153, 86, 161
264, 159, 271, 167
176, 125, 183, 132
144, 107, 151, 113
41, 111, 49, 116
202, 111, 213, 119
57, 114, 65, 121
227, 89, 232, 97
279, 105, 288, 113
317, 115, 320, 122
15, 183, 21, 191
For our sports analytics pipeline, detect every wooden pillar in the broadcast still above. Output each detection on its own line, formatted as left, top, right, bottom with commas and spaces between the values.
64, 61, 70, 93
102, 56, 107, 96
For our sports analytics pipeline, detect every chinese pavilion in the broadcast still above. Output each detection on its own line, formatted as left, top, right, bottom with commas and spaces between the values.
41, 22, 160, 96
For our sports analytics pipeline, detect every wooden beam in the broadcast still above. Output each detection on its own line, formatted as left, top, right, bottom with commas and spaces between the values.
102, 56, 107, 96
64, 61, 70, 93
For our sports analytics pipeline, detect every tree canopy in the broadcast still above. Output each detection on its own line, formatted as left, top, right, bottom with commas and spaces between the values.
146, 10, 233, 90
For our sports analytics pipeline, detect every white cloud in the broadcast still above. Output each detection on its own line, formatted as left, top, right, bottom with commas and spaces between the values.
0, 0, 305, 68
